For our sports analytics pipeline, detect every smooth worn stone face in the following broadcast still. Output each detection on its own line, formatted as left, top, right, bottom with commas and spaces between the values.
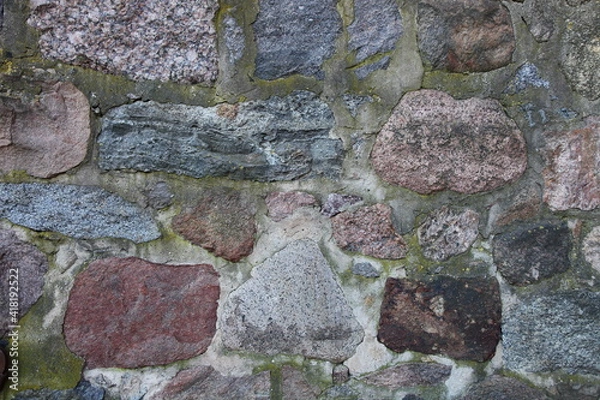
0, 229, 48, 336
371, 90, 527, 194
332, 203, 408, 259
265, 191, 318, 222
64, 257, 220, 369
463, 376, 549, 400
378, 276, 501, 362
362, 363, 452, 389
98, 91, 342, 181
542, 116, 600, 211
253, 0, 341, 79
503, 291, 600, 373
221, 239, 364, 362
28, 0, 219, 84
0, 82, 91, 178
493, 221, 572, 286
172, 187, 257, 262
417, 0, 515, 72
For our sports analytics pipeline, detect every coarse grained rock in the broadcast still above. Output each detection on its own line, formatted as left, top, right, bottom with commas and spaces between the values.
542, 116, 600, 211
98, 91, 343, 181
583, 226, 600, 274
503, 291, 600, 374
0, 82, 90, 178
64, 257, 220, 369
462, 376, 549, 400
172, 187, 257, 262
253, 0, 341, 80
221, 239, 364, 362
493, 221, 571, 286
282, 366, 321, 400
321, 193, 363, 218
378, 276, 501, 362
0, 183, 160, 243
331, 203, 407, 259
265, 191, 318, 221
362, 363, 452, 389
28, 0, 219, 84
0, 229, 47, 336
371, 90, 527, 194
13, 381, 105, 400
417, 0, 515, 72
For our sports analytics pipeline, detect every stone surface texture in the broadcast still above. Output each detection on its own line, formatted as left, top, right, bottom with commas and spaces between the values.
378, 276, 501, 362
28, 0, 219, 84
503, 291, 600, 373
265, 191, 318, 221
281, 366, 321, 400
321, 193, 363, 217
417, 207, 480, 261
362, 363, 452, 389
221, 239, 364, 362
493, 221, 572, 286
542, 116, 600, 211
0, 183, 160, 243
13, 381, 105, 400
253, 0, 341, 79
371, 90, 527, 194
64, 257, 220, 369
172, 188, 257, 262
462, 376, 549, 400
417, 0, 515, 72
0, 82, 90, 178
583, 226, 600, 274
98, 91, 343, 181
331, 203, 407, 259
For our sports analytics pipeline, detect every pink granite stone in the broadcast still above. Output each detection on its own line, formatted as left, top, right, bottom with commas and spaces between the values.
265, 191, 318, 221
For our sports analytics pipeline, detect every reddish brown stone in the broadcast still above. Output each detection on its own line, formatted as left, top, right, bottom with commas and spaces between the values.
173, 188, 257, 262
332, 204, 407, 259
265, 191, 318, 221
371, 90, 527, 194
64, 257, 220, 369
0, 82, 90, 178
377, 276, 501, 362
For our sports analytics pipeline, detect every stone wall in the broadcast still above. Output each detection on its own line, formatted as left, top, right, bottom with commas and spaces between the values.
0, 0, 599, 399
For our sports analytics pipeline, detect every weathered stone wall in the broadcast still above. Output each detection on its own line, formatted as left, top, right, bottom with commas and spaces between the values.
0, 0, 599, 398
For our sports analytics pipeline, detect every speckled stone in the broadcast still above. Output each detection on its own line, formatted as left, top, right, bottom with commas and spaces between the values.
321, 193, 363, 217
462, 376, 549, 400
583, 226, 600, 274
265, 191, 318, 221
362, 363, 452, 389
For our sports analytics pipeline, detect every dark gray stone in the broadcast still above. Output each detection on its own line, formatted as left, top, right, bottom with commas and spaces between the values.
253, 0, 341, 80
13, 380, 105, 400
503, 291, 600, 373
342, 94, 373, 117
0, 184, 160, 243
493, 221, 571, 286
354, 56, 391, 79
352, 262, 380, 278
462, 376, 549, 400
144, 181, 173, 210
98, 91, 343, 181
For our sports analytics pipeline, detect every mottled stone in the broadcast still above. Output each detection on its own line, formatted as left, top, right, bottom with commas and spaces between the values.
266, 191, 318, 221
28, 0, 219, 84
352, 262, 380, 278
0, 229, 47, 335
418, 207, 480, 261
64, 257, 219, 369
282, 366, 321, 400
144, 181, 173, 210
14, 381, 105, 400
148, 366, 270, 400
98, 91, 343, 181
0, 183, 160, 243
321, 194, 363, 218
363, 363, 452, 389
332, 204, 407, 259
378, 276, 501, 362
332, 364, 350, 385
462, 376, 549, 400
253, 0, 341, 80
354, 56, 391, 79
583, 226, 600, 274
542, 116, 600, 210
417, 0, 515, 72
172, 188, 257, 262
222, 239, 364, 362
520, 0, 556, 42
506, 63, 550, 94
503, 291, 600, 373
493, 221, 571, 286
0, 82, 90, 178
371, 90, 527, 194
223, 15, 245, 64
487, 185, 542, 231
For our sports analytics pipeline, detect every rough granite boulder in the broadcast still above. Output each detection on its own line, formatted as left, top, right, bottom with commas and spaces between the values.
64, 257, 220, 369
462, 376, 549, 400
362, 363, 452, 389
371, 90, 527, 194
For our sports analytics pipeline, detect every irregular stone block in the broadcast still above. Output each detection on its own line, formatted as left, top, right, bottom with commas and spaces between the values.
0, 82, 90, 178
0, 229, 47, 335
493, 221, 571, 286
583, 226, 600, 274
253, 0, 341, 79
0, 183, 160, 243
282, 366, 321, 400
378, 276, 501, 362
503, 291, 600, 373
332, 204, 407, 259
222, 239, 364, 362
463, 376, 549, 400
64, 257, 220, 369
321, 193, 363, 217
417, 0, 515, 72
542, 116, 600, 210
98, 91, 343, 181
14, 381, 105, 400
352, 262, 380, 278
28, 0, 219, 84
172, 188, 257, 262
371, 90, 527, 194
506, 62, 550, 94
362, 363, 452, 389
417, 207, 480, 261
266, 191, 318, 221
